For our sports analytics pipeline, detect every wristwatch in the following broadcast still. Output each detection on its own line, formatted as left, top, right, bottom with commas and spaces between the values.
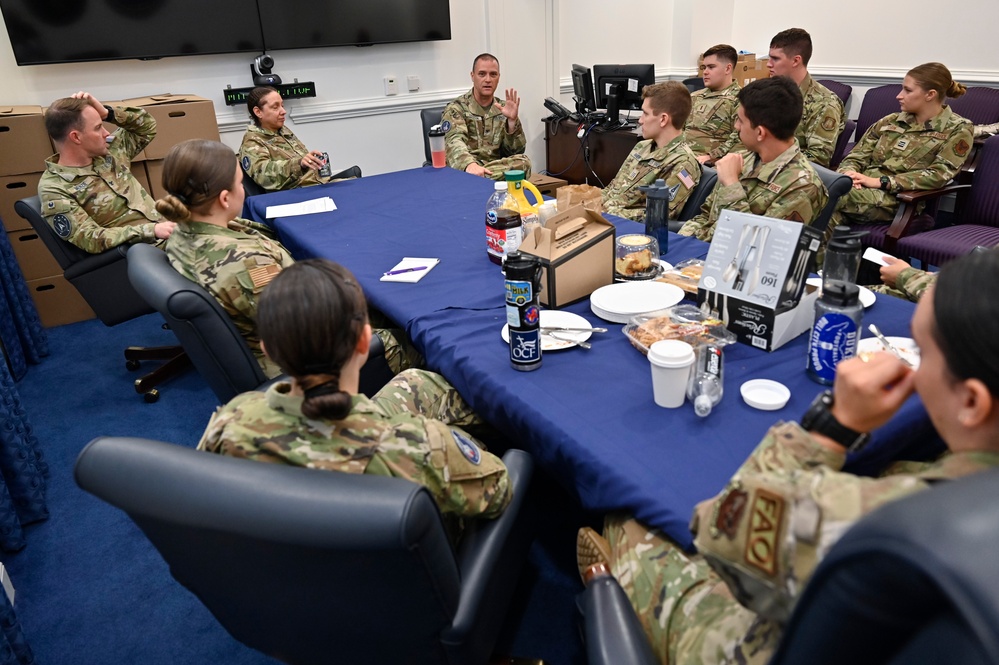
879, 175, 891, 192
801, 390, 871, 453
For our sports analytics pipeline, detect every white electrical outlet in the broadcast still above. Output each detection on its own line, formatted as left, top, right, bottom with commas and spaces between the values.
407, 75, 421, 92
383, 77, 398, 96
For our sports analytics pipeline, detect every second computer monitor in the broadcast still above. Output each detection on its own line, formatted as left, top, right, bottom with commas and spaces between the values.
592, 63, 655, 125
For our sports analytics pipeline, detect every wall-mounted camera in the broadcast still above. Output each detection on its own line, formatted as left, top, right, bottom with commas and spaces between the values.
251, 54, 282, 86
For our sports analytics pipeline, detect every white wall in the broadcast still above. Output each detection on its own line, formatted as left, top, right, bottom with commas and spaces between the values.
0, 0, 996, 177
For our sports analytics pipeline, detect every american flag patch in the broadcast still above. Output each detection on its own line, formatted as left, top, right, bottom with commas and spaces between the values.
678, 168, 695, 189
247, 263, 282, 290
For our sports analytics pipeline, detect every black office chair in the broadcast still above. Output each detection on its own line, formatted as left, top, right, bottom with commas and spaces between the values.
682, 77, 706, 93
810, 162, 853, 235
421, 105, 447, 166
580, 467, 999, 665
126, 243, 393, 404
669, 165, 717, 232
14, 195, 188, 402
75, 436, 535, 665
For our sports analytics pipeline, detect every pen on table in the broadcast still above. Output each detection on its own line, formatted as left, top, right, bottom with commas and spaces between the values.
383, 266, 428, 276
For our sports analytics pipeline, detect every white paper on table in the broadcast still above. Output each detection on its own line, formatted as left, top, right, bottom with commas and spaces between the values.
380, 257, 440, 283
863, 246, 893, 266
265, 197, 337, 219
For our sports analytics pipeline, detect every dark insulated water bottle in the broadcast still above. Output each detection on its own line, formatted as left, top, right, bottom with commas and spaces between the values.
504, 251, 543, 372
806, 280, 862, 385
639, 178, 670, 256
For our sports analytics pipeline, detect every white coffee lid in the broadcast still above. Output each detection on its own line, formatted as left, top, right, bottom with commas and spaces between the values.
740, 379, 791, 411
648, 340, 695, 368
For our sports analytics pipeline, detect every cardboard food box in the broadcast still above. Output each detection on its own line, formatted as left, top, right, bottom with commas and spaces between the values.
518, 204, 615, 308
26, 274, 95, 327
735, 54, 769, 88
143, 160, 165, 200
697, 210, 822, 351
529, 173, 568, 197
0, 172, 42, 232
120, 94, 220, 160
7, 229, 61, 281
0, 106, 53, 177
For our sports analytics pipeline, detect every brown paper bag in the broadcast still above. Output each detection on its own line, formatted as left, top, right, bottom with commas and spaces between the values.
556, 184, 603, 213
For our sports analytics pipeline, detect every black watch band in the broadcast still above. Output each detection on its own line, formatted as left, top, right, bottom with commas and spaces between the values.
801, 390, 871, 453
879, 175, 890, 192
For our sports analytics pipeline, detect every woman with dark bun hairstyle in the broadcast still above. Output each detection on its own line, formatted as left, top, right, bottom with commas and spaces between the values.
198, 258, 512, 523
238, 86, 333, 192
158, 139, 294, 378
832, 62, 973, 229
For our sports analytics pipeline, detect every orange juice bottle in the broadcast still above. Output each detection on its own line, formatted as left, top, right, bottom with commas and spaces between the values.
503, 170, 544, 237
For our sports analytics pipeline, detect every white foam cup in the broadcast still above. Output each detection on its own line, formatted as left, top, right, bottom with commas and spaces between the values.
648, 340, 695, 408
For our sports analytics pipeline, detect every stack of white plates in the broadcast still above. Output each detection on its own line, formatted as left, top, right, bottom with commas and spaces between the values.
590, 281, 685, 323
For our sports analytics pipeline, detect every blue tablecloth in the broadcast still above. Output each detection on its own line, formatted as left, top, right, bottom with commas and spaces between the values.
246, 167, 939, 547
0, 231, 47, 381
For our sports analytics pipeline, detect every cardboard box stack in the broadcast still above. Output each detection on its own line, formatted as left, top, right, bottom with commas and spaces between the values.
696, 52, 770, 88
0, 94, 220, 327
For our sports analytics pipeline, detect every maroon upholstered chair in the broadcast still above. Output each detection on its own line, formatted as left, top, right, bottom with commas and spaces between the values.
896, 134, 999, 268
816, 78, 852, 106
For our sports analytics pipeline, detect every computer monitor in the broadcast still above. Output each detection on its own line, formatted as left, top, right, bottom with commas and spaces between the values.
592, 64, 656, 126
571, 64, 597, 115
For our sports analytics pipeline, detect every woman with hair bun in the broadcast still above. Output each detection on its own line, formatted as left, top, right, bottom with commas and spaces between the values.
198, 258, 512, 524
158, 139, 294, 378
831, 62, 974, 228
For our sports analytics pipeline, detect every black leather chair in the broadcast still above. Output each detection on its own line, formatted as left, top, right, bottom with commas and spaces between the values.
421, 105, 447, 166
682, 77, 706, 93
126, 242, 393, 404
74, 436, 535, 665
669, 165, 717, 232
14, 195, 188, 402
811, 161, 853, 235
580, 467, 999, 665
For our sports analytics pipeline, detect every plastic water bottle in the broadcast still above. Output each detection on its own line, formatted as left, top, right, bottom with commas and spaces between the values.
686, 344, 724, 417
486, 181, 522, 265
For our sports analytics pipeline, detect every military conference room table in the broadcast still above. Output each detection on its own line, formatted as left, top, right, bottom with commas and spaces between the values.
245, 167, 941, 548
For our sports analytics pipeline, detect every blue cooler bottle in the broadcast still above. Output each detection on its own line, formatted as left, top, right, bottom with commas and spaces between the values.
806, 281, 862, 385
505, 252, 543, 372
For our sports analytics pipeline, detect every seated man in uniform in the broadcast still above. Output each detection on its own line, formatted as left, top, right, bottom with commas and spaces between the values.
39, 91, 175, 253
767, 28, 845, 168
577, 249, 999, 664
443, 53, 531, 180
601, 81, 700, 222
685, 44, 741, 165
678, 77, 828, 242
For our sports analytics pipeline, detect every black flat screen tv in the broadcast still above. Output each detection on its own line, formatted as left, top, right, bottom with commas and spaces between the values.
0, 0, 452, 66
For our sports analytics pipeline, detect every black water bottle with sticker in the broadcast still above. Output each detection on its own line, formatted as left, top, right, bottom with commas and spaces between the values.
504, 251, 543, 371
318, 152, 332, 179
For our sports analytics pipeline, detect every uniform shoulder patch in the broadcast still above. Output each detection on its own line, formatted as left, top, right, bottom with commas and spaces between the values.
52, 213, 72, 238
241, 155, 251, 171
955, 139, 970, 157
451, 430, 481, 465
744, 488, 784, 576
440, 120, 451, 132
246, 263, 282, 291
713, 486, 747, 539
666, 182, 681, 201
785, 210, 804, 223
821, 115, 837, 132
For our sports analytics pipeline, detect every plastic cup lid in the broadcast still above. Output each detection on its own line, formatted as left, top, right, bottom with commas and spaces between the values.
648, 339, 694, 368
740, 379, 791, 411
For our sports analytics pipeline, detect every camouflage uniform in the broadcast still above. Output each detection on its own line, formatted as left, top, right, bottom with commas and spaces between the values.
442, 89, 531, 180
678, 145, 828, 242
38, 105, 161, 254
684, 81, 741, 161
166, 218, 295, 378
238, 124, 328, 192
604, 421, 999, 664
199, 368, 512, 520
831, 106, 973, 227
868, 266, 936, 302
601, 136, 701, 222
796, 74, 845, 168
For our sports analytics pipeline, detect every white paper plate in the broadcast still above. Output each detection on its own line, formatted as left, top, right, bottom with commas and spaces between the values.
590, 281, 684, 318
501, 310, 594, 351
857, 336, 920, 369
806, 277, 876, 309
590, 302, 632, 324
740, 379, 791, 411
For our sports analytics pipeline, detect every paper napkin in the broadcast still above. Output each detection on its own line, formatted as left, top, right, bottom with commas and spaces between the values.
380, 257, 440, 283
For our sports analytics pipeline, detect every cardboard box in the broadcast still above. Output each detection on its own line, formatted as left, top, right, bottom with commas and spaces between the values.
7, 229, 61, 281
697, 210, 822, 351
144, 159, 165, 200
734, 54, 769, 88
529, 173, 568, 198
519, 204, 615, 308
0, 106, 52, 177
0, 172, 42, 232
122, 94, 220, 160
130, 161, 153, 199
25, 274, 95, 327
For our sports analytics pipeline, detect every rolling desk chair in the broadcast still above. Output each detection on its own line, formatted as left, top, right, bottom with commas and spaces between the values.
14, 196, 188, 402
669, 165, 717, 232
